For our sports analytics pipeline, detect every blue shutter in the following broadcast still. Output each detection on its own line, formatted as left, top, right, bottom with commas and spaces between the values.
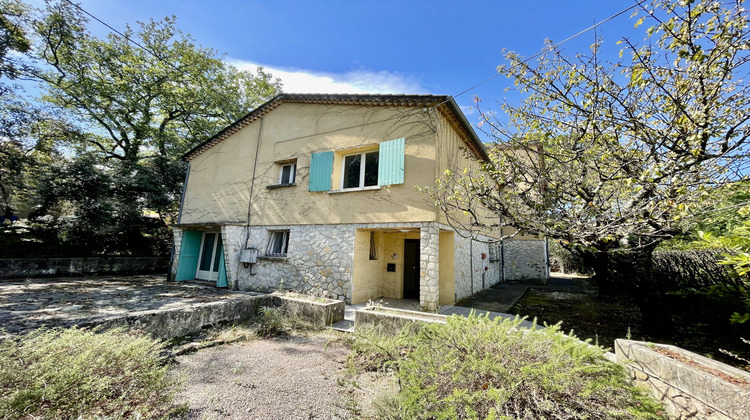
378, 138, 405, 186
309, 151, 333, 192
175, 230, 202, 281
216, 241, 227, 287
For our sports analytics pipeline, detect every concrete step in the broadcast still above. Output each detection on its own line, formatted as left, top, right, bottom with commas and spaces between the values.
329, 319, 354, 333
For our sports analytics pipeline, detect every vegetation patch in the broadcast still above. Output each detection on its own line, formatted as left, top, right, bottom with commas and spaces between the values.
0, 327, 180, 419
350, 314, 665, 419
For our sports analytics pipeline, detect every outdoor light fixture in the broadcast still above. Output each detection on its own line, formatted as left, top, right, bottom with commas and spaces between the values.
392, 253, 398, 260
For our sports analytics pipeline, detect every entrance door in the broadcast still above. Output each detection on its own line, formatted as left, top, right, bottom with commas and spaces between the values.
403, 239, 420, 299
195, 232, 223, 282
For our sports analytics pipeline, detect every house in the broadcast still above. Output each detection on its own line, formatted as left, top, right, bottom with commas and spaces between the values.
171, 93, 548, 311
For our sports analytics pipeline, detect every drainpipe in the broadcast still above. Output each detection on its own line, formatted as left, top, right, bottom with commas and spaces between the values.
470, 239, 474, 296
500, 240, 505, 283
238, 117, 264, 290
168, 162, 191, 282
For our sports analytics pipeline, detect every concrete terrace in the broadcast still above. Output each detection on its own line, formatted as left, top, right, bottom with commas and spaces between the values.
0, 275, 262, 337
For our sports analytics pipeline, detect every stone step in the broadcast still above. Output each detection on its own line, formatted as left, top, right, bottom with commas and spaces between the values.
329, 319, 354, 333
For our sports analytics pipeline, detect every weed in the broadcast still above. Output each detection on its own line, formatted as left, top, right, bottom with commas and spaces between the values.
0, 327, 180, 419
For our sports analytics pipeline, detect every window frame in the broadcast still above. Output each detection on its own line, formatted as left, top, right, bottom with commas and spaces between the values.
340, 150, 379, 190
265, 230, 290, 257
278, 162, 296, 185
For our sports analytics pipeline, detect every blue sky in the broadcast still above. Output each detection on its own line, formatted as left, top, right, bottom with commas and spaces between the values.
33, 1, 647, 125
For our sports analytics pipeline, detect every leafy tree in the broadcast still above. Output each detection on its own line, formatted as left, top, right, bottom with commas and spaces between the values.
0, 0, 31, 79
430, 0, 750, 331
23, 1, 281, 254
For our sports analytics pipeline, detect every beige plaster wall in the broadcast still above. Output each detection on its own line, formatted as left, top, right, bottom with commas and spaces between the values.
350, 229, 421, 304
438, 231, 455, 304
181, 103, 441, 226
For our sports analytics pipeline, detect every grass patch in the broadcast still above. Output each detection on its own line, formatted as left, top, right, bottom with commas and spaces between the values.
0, 327, 181, 419
350, 314, 666, 419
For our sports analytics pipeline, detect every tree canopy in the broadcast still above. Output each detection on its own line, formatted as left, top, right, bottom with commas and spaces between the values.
0, 0, 282, 255
432, 0, 749, 258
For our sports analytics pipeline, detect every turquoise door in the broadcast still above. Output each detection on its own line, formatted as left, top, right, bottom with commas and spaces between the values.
175, 230, 202, 281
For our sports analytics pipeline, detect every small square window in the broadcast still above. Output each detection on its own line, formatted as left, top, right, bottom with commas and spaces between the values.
279, 163, 296, 185
266, 230, 289, 257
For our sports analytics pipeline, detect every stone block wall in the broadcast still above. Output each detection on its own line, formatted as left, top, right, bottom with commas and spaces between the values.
419, 224, 440, 311
0, 256, 169, 280
235, 224, 355, 301
503, 239, 548, 282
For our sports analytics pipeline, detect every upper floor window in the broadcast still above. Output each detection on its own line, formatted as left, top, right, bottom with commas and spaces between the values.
279, 163, 296, 185
342, 151, 379, 189
308, 137, 405, 192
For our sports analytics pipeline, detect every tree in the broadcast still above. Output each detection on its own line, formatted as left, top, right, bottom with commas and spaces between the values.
25, 1, 281, 254
430, 0, 750, 332
0, 0, 31, 79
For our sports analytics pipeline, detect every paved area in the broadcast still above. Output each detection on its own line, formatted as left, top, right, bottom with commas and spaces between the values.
0, 275, 256, 336
455, 273, 595, 313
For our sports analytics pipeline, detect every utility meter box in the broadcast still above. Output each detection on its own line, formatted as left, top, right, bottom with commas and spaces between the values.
239, 248, 258, 264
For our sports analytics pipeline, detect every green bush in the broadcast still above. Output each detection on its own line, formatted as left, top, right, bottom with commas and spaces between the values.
0, 328, 180, 419
256, 306, 286, 337
352, 314, 665, 419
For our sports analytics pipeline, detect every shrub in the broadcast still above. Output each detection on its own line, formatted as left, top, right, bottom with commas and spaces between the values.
256, 306, 286, 337
0, 327, 180, 419
352, 314, 665, 419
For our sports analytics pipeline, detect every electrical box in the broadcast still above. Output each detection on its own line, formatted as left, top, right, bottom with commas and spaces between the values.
239, 248, 258, 264
387, 263, 396, 272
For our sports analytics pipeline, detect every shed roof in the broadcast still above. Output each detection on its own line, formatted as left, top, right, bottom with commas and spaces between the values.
182, 93, 488, 161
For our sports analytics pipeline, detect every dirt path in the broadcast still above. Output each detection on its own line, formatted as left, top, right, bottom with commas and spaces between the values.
172, 333, 387, 419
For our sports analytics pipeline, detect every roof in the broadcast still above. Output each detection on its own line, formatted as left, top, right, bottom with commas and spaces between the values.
182, 93, 489, 161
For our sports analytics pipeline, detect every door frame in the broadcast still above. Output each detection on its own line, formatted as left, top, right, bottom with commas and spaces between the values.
402, 239, 420, 299
195, 231, 222, 282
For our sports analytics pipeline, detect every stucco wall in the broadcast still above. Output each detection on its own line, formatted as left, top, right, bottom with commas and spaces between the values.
181, 103, 443, 226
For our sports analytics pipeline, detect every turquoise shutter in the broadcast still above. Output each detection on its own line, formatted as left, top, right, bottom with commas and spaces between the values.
175, 230, 202, 281
216, 241, 227, 287
378, 138, 405, 186
309, 151, 333, 191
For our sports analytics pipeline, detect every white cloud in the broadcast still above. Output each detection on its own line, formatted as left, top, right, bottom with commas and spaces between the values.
228, 59, 430, 95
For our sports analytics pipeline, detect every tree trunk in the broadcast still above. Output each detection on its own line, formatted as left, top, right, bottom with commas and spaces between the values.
615, 246, 676, 337
582, 250, 619, 299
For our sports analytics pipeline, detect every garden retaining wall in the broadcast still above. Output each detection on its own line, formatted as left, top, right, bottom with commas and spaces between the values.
615, 339, 750, 419
0, 257, 169, 279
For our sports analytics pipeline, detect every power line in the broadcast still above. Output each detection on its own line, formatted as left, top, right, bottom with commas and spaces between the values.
438, 1, 645, 107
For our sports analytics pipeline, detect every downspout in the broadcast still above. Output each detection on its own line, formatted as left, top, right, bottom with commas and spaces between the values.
500, 240, 505, 283
237, 117, 264, 289
168, 161, 191, 282
470, 239, 474, 296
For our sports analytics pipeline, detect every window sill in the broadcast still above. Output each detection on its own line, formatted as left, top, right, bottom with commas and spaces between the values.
267, 183, 297, 190
258, 255, 288, 261
327, 186, 382, 194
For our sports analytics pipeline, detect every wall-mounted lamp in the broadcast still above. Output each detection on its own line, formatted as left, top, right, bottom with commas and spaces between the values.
392, 253, 398, 260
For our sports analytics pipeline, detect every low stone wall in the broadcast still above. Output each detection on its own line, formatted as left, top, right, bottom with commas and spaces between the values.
615, 339, 750, 419
92, 294, 272, 340
274, 292, 345, 327
84, 292, 344, 340
0, 257, 169, 279
355, 306, 447, 335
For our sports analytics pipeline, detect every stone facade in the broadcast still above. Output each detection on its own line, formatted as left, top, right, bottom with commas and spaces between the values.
233, 224, 356, 301
419, 224, 440, 311
173, 223, 549, 306
502, 239, 548, 282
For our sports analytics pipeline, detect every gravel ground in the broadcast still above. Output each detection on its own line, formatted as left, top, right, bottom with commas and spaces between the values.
172, 332, 394, 419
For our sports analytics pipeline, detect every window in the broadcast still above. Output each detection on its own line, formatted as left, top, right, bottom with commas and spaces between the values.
279, 163, 296, 185
342, 151, 379, 189
369, 231, 377, 260
266, 230, 289, 257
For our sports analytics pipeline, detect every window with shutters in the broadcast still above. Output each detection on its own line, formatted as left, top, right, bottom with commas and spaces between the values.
309, 138, 405, 193
342, 151, 379, 189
